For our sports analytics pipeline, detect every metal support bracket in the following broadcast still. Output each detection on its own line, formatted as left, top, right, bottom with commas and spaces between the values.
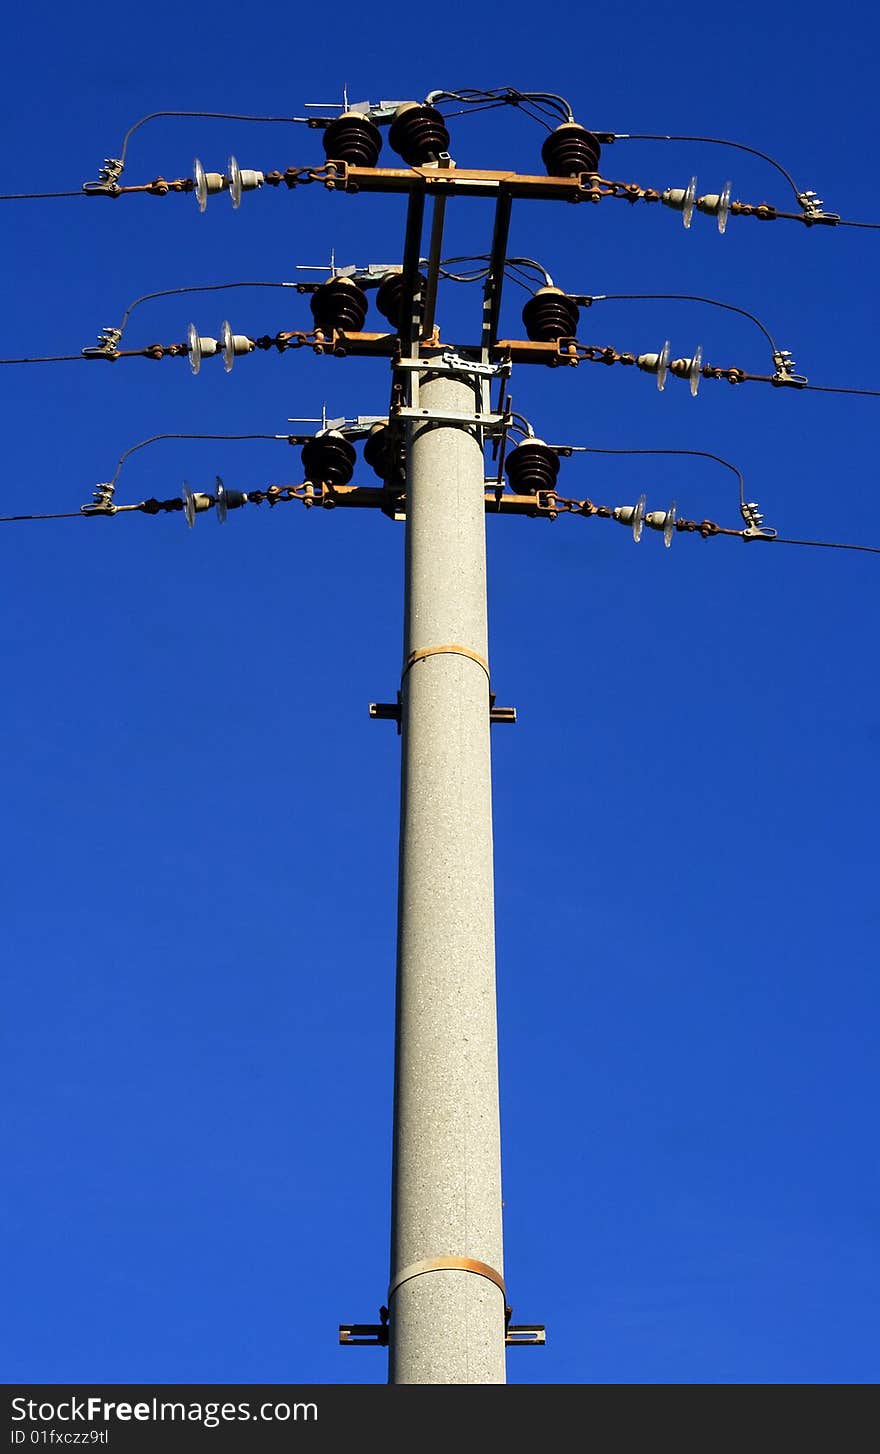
338, 1305, 544, 1347
370, 692, 516, 730
505, 1322, 546, 1347
392, 406, 508, 432
394, 353, 511, 381
339, 1306, 390, 1347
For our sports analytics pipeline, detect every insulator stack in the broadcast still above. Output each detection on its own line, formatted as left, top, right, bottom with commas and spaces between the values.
363, 423, 395, 481
541, 123, 602, 177
504, 439, 561, 495
322, 112, 383, 168
301, 431, 357, 486
376, 269, 427, 332
309, 277, 369, 335
521, 286, 580, 341
388, 103, 450, 165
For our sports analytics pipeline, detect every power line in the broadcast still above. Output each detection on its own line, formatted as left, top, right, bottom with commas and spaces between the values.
0, 510, 87, 523
606, 131, 804, 200
568, 444, 746, 509
427, 88, 574, 130
803, 383, 880, 397
0, 189, 84, 202
114, 280, 298, 336
766, 535, 880, 554
0, 354, 86, 365
584, 293, 778, 354
106, 432, 289, 487
115, 110, 301, 168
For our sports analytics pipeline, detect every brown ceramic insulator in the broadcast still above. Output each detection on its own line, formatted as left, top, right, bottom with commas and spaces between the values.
309, 277, 369, 334
301, 431, 357, 485
541, 123, 602, 177
521, 286, 581, 341
504, 438, 561, 495
322, 112, 383, 168
388, 103, 450, 165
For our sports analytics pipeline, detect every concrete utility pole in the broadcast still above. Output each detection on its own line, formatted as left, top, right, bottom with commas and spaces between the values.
388, 369, 506, 1384
65, 84, 791, 1392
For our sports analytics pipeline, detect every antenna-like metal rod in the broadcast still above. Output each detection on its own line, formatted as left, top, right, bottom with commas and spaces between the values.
421, 193, 448, 340
482, 193, 513, 353
399, 187, 427, 350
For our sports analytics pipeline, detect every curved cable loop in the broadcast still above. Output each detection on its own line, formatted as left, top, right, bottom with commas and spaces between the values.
437, 254, 553, 291
605, 131, 804, 201
114, 110, 301, 171
426, 87, 574, 127
107, 432, 288, 488
583, 292, 779, 357
113, 280, 298, 340
508, 412, 536, 439
568, 444, 747, 511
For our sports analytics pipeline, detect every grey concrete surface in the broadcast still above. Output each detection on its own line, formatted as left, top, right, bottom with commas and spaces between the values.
388, 372, 506, 1385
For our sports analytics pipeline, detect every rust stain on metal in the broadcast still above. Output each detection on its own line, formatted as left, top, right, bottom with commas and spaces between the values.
388, 1256, 506, 1301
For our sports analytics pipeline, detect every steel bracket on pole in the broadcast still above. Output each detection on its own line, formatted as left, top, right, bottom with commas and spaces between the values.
392, 406, 509, 432
393, 353, 511, 381
339, 1307, 390, 1347
505, 1324, 546, 1347
370, 692, 516, 731
338, 1306, 544, 1346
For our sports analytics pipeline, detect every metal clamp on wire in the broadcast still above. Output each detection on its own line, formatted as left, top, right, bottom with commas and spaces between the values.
81, 326, 123, 360
82, 158, 124, 196
770, 349, 808, 387
796, 190, 840, 225
80, 482, 117, 516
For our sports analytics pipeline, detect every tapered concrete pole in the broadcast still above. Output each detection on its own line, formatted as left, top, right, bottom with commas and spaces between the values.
388, 370, 506, 1384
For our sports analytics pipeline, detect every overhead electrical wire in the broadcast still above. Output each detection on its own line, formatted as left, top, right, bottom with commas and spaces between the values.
566, 444, 748, 510
113, 280, 298, 337
2, 502, 877, 557
105, 432, 290, 488
438, 253, 553, 291
605, 131, 805, 202
765, 536, 880, 554
426, 88, 575, 131
802, 383, 880, 397
0, 353, 86, 365
579, 293, 779, 354
0, 510, 88, 523
114, 110, 301, 169
0, 189, 85, 202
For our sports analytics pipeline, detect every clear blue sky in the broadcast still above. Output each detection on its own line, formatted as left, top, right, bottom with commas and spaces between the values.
2, 0, 878, 1386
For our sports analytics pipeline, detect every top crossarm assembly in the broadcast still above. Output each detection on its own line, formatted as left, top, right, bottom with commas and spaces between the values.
73, 96, 793, 541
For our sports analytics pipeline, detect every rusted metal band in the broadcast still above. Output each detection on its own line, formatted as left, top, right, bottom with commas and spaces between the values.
388, 1256, 506, 1301
403, 644, 491, 682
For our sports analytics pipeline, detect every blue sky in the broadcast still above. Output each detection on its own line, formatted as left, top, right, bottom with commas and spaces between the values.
2, 0, 878, 1385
